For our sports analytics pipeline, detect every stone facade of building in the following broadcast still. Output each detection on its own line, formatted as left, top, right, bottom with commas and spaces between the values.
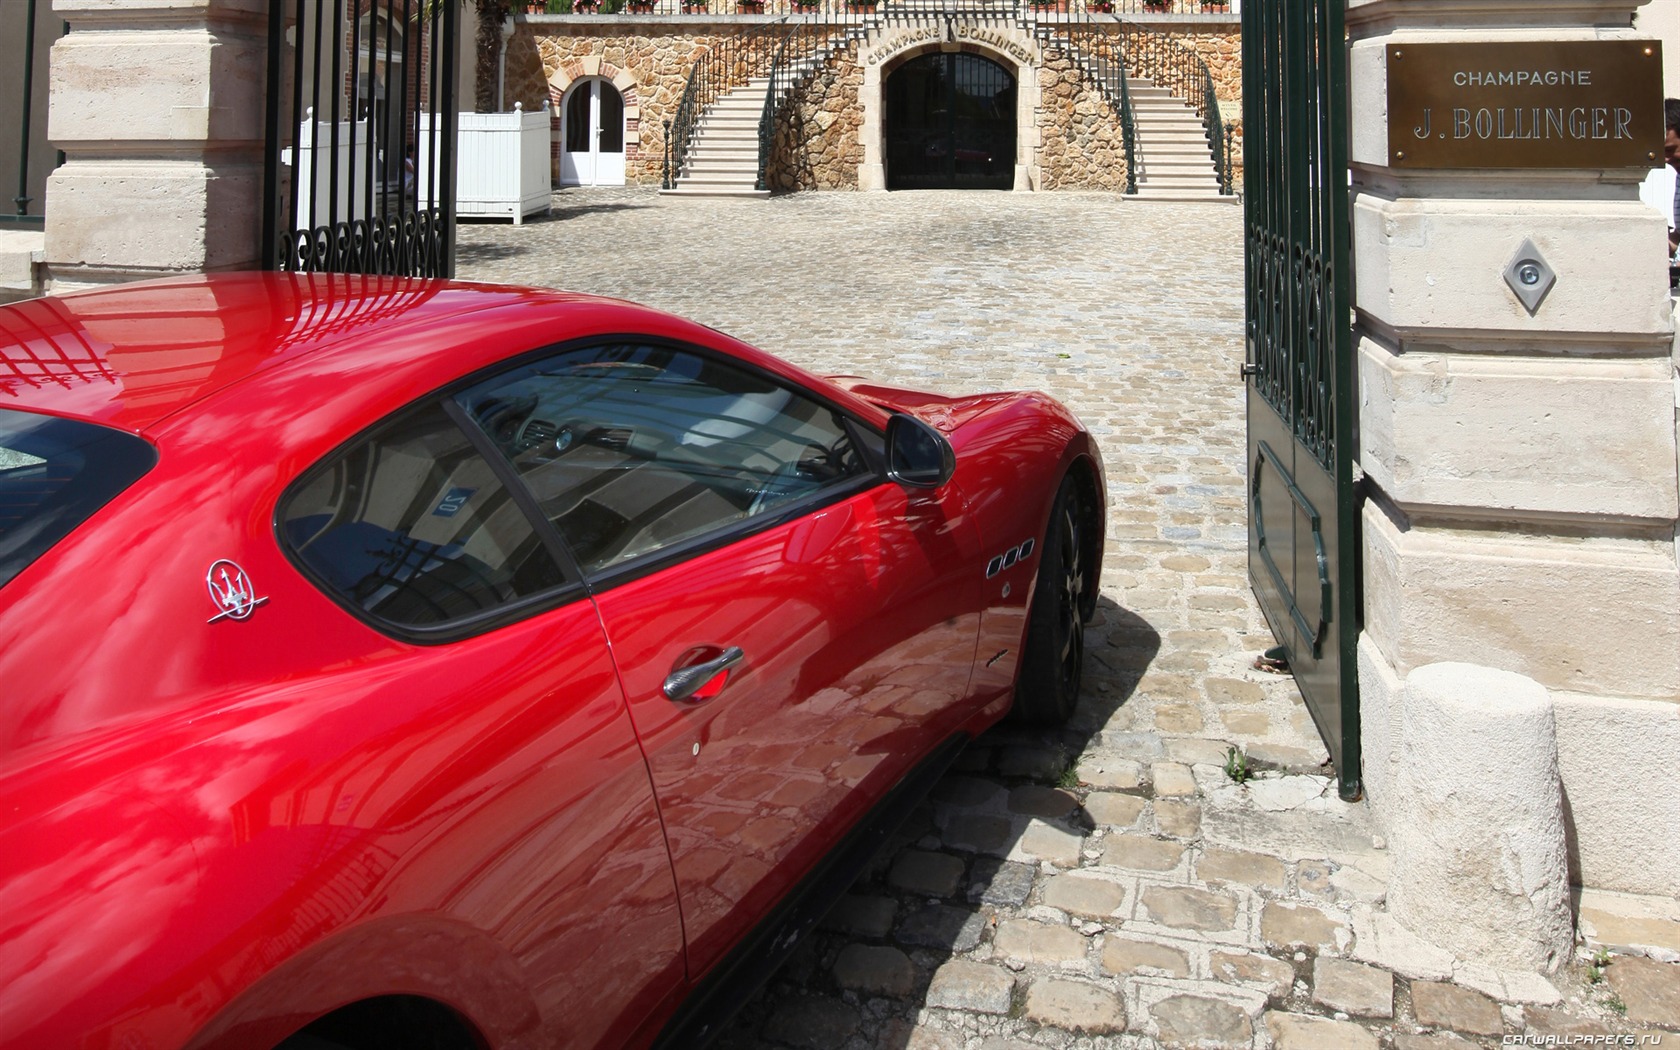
766, 44, 866, 192
504, 14, 1237, 191
1036, 54, 1132, 192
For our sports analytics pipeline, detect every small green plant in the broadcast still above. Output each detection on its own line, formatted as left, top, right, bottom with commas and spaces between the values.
1057, 762, 1080, 790
1606, 992, 1626, 1016
1587, 947, 1613, 983
1224, 745, 1253, 784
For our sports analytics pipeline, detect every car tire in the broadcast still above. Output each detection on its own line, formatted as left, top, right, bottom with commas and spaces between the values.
1011, 472, 1088, 726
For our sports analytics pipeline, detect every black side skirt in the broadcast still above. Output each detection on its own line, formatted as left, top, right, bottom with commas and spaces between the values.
651, 732, 970, 1049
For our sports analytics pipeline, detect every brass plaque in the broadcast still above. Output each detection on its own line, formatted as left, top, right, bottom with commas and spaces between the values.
1387, 41, 1663, 169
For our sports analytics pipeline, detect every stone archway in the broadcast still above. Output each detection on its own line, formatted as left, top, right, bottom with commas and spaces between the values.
858, 28, 1041, 191
547, 59, 642, 187
883, 50, 1017, 191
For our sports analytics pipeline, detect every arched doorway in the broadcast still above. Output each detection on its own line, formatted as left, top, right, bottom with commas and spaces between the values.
560, 78, 626, 187
884, 52, 1017, 190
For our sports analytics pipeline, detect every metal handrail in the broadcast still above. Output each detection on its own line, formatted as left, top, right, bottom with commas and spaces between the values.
1112, 17, 1233, 193
663, 16, 791, 188
756, 13, 881, 190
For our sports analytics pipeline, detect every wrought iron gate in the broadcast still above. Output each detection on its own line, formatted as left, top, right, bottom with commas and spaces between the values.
884, 52, 1016, 191
1242, 0, 1361, 799
262, 0, 458, 277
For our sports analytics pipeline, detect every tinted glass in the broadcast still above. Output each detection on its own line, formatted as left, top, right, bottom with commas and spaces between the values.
0, 409, 157, 590
599, 84, 624, 152
280, 401, 566, 630
456, 344, 871, 575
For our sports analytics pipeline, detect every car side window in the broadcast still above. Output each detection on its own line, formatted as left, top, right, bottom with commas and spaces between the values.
279, 400, 568, 630
454, 343, 873, 576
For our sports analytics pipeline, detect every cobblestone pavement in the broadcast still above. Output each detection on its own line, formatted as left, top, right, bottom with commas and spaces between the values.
455, 190, 1680, 1050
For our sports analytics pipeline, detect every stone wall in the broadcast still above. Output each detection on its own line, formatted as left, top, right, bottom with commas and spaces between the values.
1036, 54, 1131, 192
511, 17, 1235, 192
766, 45, 864, 191
509, 20, 732, 185
1169, 26, 1240, 105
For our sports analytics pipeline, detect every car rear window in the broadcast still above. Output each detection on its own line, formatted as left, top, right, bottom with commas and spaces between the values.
278, 400, 570, 635
0, 409, 157, 590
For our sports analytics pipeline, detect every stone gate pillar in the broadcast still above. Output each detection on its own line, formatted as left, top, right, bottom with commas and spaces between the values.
45, 0, 268, 285
1347, 0, 1680, 897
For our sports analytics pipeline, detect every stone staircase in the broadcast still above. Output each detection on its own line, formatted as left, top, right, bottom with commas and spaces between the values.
661, 79, 773, 198
663, 17, 1232, 201
1126, 78, 1230, 201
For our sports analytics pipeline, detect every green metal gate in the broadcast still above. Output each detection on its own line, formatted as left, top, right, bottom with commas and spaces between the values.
1242, 0, 1361, 800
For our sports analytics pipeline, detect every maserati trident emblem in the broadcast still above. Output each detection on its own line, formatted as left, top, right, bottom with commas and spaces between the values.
205, 559, 270, 624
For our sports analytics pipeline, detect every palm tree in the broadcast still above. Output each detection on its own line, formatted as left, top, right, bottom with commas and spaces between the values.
472, 0, 513, 112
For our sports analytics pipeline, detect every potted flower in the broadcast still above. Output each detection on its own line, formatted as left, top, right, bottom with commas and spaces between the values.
792, 0, 821, 12
1199, 0, 1228, 10
525, 0, 547, 12
844, 0, 876, 12
571, 0, 599, 12
627, 0, 656, 11
1085, 0, 1113, 11
1142, 0, 1170, 10
737, 0, 764, 11
1028, 0, 1068, 10
681, 0, 708, 10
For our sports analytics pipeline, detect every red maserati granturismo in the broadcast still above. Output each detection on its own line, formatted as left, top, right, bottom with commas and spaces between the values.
0, 273, 1104, 1050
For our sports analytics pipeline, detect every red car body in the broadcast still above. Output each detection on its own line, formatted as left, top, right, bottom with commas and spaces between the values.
0, 274, 1104, 1050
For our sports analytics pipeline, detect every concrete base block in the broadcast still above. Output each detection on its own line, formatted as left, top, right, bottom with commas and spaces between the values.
1386, 663, 1573, 974
1362, 502, 1680, 701
1356, 632, 1404, 837
45, 161, 264, 280
1552, 691, 1680, 897
0, 230, 45, 292
1351, 188, 1672, 339
1358, 337, 1678, 520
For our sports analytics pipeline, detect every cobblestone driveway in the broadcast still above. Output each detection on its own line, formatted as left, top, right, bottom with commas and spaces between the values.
455, 190, 1675, 1050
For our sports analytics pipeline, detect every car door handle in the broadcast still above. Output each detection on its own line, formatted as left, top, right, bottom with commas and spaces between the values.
663, 646, 745, 703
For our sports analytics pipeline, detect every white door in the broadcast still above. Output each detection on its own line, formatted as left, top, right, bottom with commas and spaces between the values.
560, 80, 626, 187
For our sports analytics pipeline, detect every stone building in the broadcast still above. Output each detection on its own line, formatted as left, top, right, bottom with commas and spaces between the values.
498, 6, 1239, 196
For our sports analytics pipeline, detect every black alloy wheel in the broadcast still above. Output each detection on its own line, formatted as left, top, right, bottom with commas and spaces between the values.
1011, 473, 1087, 725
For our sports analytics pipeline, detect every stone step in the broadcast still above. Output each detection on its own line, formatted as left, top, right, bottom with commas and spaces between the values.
712, 98, 768, 112
694, 127, 760, 142
1142, 130, 1214, 144
1132, 189, 1237, 202
660, 185, 771, 198
1134, 123, 1208, 138
0, 230, 45, 293
685, 160, 759, 174
691, 147, 760, 161
1138, 160, 1218, 175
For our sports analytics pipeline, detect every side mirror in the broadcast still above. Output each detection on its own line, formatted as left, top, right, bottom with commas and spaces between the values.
885, 413, 955, 489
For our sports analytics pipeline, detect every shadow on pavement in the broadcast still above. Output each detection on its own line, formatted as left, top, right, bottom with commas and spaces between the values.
715, 595, 1162, 1049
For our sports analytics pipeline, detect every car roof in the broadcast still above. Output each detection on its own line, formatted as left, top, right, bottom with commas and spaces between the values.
0, 273, 634, 434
